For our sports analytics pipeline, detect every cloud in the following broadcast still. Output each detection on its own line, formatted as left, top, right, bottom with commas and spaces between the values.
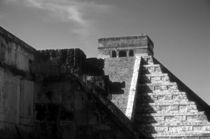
20, 0, 110, 28
6, 0, 112, 46
22, 0, 84, 26
13, 0, 111, 37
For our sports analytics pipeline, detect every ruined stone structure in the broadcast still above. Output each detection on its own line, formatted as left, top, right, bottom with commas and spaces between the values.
0, 26, 139, 139
100, 36, 210, 138
0, 26, 210, 139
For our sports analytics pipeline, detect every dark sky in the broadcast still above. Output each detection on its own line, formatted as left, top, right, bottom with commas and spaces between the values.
0, 0, 210, 103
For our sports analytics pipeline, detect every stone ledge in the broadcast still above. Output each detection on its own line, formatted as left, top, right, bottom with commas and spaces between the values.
98, 35, 153, 48
144, 73, 168, 76
140, 93, 187, 99
152, 132, 210, 137
147, 111, 205, 116
143, 91, 186, 95
136, 104, 198, 114
0, 26, 38, 55
139, 124, 210, 134
146, 101, 195, 106
143, 64, 160, 67
151, 121, 210, 126
142, 64, 162, 74
138, 96, 189, 103
135, 111, 208, 122
140, 82, 177, 86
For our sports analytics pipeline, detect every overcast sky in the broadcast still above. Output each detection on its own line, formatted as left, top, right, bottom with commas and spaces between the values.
0, 0, 210, 103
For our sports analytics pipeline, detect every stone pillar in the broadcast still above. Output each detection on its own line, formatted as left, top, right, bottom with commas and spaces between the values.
126, 50, 129, 57
116, 51, 119, 58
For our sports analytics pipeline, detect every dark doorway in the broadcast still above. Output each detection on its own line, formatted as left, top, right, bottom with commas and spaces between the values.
119, 50, 127, 57
112, 51, 117, 57
129, 50, 134, 57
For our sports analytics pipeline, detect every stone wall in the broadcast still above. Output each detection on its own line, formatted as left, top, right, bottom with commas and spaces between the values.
84, 58, 104, 76
33, 76, 139, 139
29, 49, 137, 139
0, 27, 37, 72
0, 27, 142, 139
98, 35, 153, 48
0, 27, 38, 130
32, 49, 86, 78
98, 35, 154, 58
104, 57, 135, 113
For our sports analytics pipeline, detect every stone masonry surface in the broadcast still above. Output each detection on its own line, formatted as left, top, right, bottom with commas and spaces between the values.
1, 25, 210, 139
133, 55, 210, 138
0, 26, 140, 139
104, 57, 135, 113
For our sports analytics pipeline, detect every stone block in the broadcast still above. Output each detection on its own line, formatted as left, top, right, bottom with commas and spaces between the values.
142, 74, 170, 83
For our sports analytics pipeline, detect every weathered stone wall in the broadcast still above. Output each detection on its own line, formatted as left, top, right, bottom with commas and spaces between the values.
33, 77, 138, 139
84, 58, 104, 76
98, 35, 154, 58
0, 27, 142, 138
0, 27, 37, 72
98, 35, 153, 48
32, 49, 86, 78
0, 26, 38, 130
35, 80, 84, 122
104, 57, 135, 113
29, 48, 138, 139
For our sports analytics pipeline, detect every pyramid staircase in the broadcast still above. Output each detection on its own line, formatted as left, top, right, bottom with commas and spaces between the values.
133, 55, 210, 139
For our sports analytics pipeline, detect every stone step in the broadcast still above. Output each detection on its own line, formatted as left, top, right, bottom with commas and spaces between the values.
135, 102, 198, 113
138, 129, 210, 138
152, 121, 210, 126
137, 92, 188, 103
140, 73, 170, 83
134, 112, 208, 124
136, 56, 210, 138
141, 55, 154, 65
139, 82, 178, 92
139, 90, 186, 96
139, 124, 210, 134
152, 132, 210, 138
143, 101, 194, 105
142, 64, 162, 74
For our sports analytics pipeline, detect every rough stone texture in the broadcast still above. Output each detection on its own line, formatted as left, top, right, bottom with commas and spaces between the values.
34, 76, 139, 139
32, 49, 86, 78
0, 26, 139, 139
0, 27, 38, 130
100, 35, 210, 138
0, 26, 37, 72
2, 26, 210, 139
104, 57, 135, 113
133, 55, 210, 138
98, 35, 153, 48
153, 58, 210, 117
98, 35, 154, 58
84, 58, 104, 76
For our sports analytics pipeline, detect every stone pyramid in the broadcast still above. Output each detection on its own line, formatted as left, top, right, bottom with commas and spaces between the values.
134, 55, 210, 138
99, 35, 210, 139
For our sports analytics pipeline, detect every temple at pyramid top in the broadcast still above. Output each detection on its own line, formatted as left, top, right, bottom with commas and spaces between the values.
98, 35, 154, 58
